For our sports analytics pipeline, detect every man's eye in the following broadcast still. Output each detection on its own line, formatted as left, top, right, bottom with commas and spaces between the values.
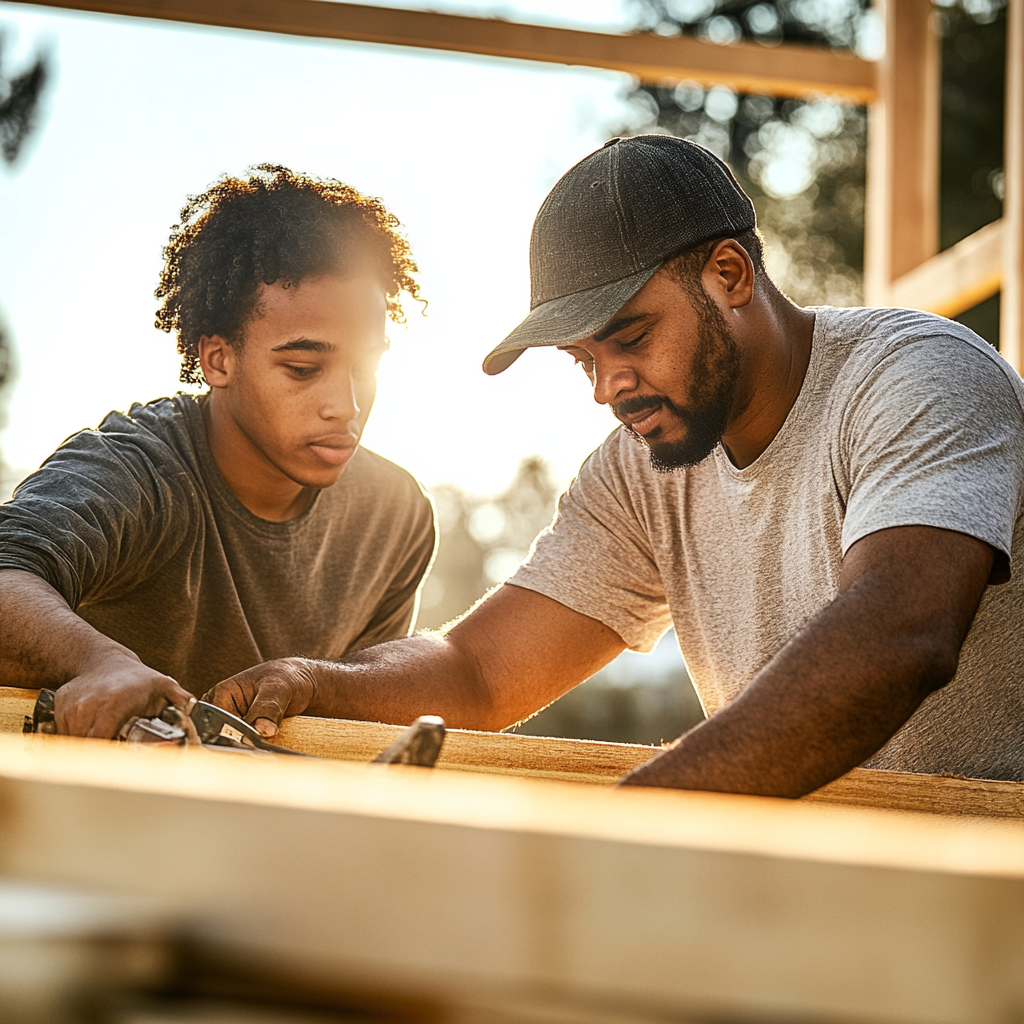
620, 332, 648, 350
287, 364, 318, 378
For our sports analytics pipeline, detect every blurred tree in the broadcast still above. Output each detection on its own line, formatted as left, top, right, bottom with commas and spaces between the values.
0, 34, 49, 497
618, 0, 871, 307
618, 0, 1007, 342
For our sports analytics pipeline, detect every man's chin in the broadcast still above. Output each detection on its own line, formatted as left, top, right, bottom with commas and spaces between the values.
645, 434, 721, 472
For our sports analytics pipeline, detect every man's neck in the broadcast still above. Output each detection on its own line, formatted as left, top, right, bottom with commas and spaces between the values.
201, 394, 316, 522
720, 295, 816, 470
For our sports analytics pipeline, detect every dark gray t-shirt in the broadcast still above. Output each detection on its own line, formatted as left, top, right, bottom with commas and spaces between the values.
511, 307, 1024, 781
0, 394, 436, 696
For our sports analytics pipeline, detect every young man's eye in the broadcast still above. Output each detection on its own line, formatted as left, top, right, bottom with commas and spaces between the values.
286, 364, 318, 378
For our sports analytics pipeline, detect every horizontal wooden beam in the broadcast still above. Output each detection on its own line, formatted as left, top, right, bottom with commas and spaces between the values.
2, 734, 1024, 1024
2, 687, 1021, 818
888, 217, 1004, 318
21, 0, 878, 102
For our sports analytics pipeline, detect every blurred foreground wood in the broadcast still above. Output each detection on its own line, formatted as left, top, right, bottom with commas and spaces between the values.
1, 686, 1021, 819
0, 732, 1023, 1024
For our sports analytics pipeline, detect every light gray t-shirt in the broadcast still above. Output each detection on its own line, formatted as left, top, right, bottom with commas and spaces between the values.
0, 394, 436, 696
512, 307, 1024, 781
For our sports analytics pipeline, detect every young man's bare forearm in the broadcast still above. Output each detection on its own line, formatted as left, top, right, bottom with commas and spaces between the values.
0, 568, 192, 737
0, 569, 129, 684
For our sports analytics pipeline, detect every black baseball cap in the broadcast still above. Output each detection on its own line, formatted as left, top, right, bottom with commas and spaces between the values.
483, 135, 756, 375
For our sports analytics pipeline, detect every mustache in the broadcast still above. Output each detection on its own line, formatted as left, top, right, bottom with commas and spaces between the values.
613, 395, 667, 421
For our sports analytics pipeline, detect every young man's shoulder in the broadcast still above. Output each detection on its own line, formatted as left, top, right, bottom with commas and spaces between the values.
327, 446, 433, 522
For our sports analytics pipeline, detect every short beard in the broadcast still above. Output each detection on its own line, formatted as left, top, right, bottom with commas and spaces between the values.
619, 286, 741, 472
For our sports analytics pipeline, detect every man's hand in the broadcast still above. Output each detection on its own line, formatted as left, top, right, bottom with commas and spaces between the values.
203, 658, 318, 738
55, 650, 192, 738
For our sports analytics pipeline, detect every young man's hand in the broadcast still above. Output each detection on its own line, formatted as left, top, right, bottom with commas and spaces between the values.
203, 658, 318, 738
0, 569, 194, 739
55, 651, 193, 738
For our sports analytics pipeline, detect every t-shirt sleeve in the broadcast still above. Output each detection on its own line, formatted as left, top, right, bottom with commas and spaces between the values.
839, 335, 1024, 583
0, 428, 193, 609
348, 488, 437, 650
508, 436, 673, 652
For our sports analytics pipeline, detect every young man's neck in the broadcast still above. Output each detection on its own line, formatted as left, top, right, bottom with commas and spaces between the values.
201, 393, 316, 522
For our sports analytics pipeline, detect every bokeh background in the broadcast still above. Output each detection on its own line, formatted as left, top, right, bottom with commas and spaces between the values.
0, 0, 1007, 744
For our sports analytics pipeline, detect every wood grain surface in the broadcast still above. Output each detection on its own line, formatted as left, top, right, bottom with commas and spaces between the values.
1, 686, 1020, 818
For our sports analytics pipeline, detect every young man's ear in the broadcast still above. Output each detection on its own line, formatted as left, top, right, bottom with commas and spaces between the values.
197, 334, 236, 389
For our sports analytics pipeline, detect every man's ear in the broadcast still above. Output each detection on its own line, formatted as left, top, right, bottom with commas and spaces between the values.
197, 334, 236, 389
704, 239, 755, 310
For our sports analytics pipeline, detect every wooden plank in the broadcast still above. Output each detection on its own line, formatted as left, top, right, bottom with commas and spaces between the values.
2, 687, 1021, 818
864, 0, 940, 303
1001, 0, 1024, 373
20, 0, 878, 102
1, 735, 1024, 1024
888, 218, 1004, 317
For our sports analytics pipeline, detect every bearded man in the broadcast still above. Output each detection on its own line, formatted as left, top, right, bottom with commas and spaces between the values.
120, 139, 1024, 792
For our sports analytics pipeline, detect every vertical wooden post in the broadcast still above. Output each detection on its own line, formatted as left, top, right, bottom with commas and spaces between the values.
1001, 0, 1024, 372
864, 0, 940, 305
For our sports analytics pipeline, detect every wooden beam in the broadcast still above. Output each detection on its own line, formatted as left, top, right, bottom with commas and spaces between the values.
20, 0, 878, 102
864, 0, 940, 302
2, 734, 1024, 1024
1001, 0, 1024, 373
2, 687, 1021, 819
888, 218, 1004, 318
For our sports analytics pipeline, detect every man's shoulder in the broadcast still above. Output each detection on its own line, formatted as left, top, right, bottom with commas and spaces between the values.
818, 306, 1023, 396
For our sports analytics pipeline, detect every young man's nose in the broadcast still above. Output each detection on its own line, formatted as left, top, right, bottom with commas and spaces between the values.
320, 372, 361, 423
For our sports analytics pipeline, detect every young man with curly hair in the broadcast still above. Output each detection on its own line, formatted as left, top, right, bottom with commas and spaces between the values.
0, 165, 435, 737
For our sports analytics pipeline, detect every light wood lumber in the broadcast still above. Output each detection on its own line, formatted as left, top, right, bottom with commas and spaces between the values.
2, 687, 1021, 819
864, 0, 940, 302
888, 217, 1004, 317
20, 0, 877, 102
1, 734, 1024, 1024
1001, 0, 1024, 373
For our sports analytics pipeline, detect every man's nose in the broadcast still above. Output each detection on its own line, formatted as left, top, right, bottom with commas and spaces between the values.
591, 355, 639, 407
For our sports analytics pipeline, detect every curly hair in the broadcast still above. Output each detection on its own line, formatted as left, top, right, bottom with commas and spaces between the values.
155, 164, 422, 384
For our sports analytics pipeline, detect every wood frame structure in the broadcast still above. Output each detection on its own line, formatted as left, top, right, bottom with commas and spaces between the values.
17, 0, 1024, 370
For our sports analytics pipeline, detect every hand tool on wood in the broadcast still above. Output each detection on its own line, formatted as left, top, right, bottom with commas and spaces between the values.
372, 715, 446, 767
23, 689, 448, 767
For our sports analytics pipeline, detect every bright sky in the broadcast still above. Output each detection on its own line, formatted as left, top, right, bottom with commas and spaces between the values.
0, 0, 641, 498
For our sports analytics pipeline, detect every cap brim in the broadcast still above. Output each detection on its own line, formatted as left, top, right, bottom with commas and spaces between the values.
482, 265, 660, 375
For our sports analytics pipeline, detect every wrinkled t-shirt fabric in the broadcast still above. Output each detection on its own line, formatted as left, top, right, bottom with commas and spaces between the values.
0, 394, 436, 696
511, 307, 1024, 781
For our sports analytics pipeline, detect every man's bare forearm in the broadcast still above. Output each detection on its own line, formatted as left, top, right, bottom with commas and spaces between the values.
0, 569, 134, 685
622, 526, 993, 796
621, 588, 946, 795
304, 633, 499, 728
204, 585, 627, 736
